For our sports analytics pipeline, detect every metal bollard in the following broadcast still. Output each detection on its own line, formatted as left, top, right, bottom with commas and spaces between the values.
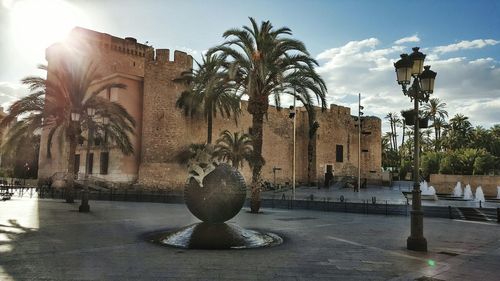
497, 208, 500, 223
448, 206, 452, 219
479, 200, 482, 209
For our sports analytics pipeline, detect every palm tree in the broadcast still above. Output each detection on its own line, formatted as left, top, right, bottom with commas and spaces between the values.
442, 114, 472, 150
1, 62, 136, 203
0, 119, 41, 179
175, 53, 241, 144
214, 130, 253, 169
422, 98, 448, 150
385, 112, 399, 152
432, 117, 446, 150
209, 18, 327, 212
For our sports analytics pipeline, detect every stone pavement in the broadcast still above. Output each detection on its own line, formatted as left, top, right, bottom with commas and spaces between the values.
0, 197, 499, 280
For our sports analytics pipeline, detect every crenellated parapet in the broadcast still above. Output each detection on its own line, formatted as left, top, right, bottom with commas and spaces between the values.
145, 48, 193, 68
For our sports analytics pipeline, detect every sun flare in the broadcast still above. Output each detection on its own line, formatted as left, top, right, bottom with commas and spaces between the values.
8, 0, 89, 52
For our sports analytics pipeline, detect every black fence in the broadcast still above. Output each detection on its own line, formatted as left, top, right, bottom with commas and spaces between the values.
3, 186, 499, 223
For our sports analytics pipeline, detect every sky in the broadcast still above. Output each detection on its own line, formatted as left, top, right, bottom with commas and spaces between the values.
0, 0, 499, 134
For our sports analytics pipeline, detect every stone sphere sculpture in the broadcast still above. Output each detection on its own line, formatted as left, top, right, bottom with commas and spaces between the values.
184, 163, 246, 223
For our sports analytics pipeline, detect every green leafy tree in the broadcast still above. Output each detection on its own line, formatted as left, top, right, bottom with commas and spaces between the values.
473, 151, 496, 175
214, 130, 253, 169
210, 18, 327, 212
175, 53, 241, 144
420, 151, 441, 179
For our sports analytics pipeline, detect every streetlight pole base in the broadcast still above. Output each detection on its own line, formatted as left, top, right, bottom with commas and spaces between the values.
79, 189, 90, 213
407, 236, 427, 252
79, 203, 90, 212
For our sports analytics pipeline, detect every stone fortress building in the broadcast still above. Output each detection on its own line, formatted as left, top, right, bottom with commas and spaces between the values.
38, 27, 382, 190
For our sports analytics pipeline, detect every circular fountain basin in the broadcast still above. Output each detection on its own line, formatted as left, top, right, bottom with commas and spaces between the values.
149, 222, 283, 249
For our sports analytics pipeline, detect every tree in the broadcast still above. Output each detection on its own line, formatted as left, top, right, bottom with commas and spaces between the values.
442, 114, 472, 150
214, 130, 253, 169
432, 117, 446, 151
385, 112, 400, 152
420, 151, 441, 179
422, 98, 448, 150
1, 63, 136, 202
210, 18, 327, 212
175, 53, 241, 144
0, 120, 41, 179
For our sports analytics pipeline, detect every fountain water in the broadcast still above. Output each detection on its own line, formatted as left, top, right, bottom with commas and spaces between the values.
453, 182, 462, 197
475, 186, 485, 202
497, 186, 500, 199
463, 184, 473, 200
148, 163, 282, 249
420, 181, 436, 195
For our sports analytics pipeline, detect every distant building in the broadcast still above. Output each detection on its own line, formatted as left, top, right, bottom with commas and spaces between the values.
38, 27, 382, 189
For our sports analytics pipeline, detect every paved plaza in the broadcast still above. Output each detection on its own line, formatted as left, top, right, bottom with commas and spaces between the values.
0, 197, 499, 280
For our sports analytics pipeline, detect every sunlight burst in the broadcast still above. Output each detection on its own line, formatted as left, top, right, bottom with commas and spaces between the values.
9, 0, 89, 53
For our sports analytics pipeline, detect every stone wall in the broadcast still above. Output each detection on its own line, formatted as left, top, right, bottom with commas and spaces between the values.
315, 104, 382, 185
429, 174, 500, 197
39, 27, 383, 190
137, 48, 193, 188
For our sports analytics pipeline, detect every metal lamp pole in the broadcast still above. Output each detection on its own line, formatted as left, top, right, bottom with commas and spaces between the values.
289, 96, 297, 200
394, 47, 437, 252
357, 93, 363, 192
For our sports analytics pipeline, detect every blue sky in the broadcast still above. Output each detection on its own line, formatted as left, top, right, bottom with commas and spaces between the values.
1, 0, 499, 132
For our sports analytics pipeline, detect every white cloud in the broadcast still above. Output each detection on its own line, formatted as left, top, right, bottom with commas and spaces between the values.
394, 35, 420, 45
0, 81, 28, 112
315, 38, 500, 134
433, 39, 499, 54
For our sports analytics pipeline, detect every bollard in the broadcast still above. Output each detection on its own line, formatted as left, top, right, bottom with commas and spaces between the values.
385, 200, 388, 216
497, 208, 500, 223
448, 206, 452, 219
479, 200, 482, 209
372, 196, 376, 204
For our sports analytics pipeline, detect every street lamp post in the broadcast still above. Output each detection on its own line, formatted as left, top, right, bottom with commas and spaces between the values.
289, 98, 297, 200
79, 107, 96, 212
394, 47, 437, 252
357, 93, 364, 192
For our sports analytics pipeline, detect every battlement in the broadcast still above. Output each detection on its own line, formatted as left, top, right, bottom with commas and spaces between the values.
145, 48, 193, 67
47, 27, 151, 59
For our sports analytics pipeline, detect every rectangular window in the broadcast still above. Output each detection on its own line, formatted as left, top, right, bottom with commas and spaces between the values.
110, 88, 118, 101
87, 153, 94, 174
362, 149, 369, 152
100, 152, 109, 175
336, 145, 343, 163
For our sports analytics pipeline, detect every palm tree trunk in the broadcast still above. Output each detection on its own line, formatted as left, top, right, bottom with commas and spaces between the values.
65, 127, 77, 203
207, 114, 213, 144
307, 140, 314, 185
394, 124, 398, 153
250, 111, 264, 213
